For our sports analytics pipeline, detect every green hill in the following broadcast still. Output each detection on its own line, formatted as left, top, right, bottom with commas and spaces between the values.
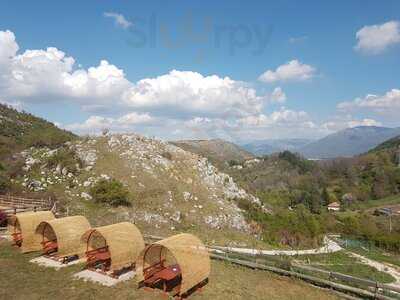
371, 135, 400, 152
0, 103, 76, 159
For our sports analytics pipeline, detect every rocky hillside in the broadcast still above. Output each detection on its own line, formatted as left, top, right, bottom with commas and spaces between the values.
171, 139, 254, 168
14, 133, 265, 245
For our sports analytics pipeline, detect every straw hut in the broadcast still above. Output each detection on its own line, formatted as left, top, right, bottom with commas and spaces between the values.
136, 233, 210, 297
7, 211, 55, 253
35, 216, 91, 258
81, 222, 145, 272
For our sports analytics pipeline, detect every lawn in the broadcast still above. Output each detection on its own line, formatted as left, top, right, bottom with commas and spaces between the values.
352, 195, 400, 211
0, 240, 340, 300
345, 246, 400, 268
292, 251, 395, 284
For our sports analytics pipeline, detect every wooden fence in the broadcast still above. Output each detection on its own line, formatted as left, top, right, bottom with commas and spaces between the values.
0, 194, 53, 216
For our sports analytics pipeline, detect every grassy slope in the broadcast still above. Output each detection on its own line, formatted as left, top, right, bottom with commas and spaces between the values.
171, 139, 254, 168
352, 195, 400, 211
293, 251, 395, 283
371, 135, 400, 152
0, 241, 340, 300
0, 104, 76, 152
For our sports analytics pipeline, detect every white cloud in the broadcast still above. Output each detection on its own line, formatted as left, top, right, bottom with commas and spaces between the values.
355, 21, 400, 54
269, 87, 286, 103
0, 31, 267, 120
238, 108, 311, 127
321, 118, 382, 132
122, 70, 265, 118
337, 89, 400, 115
66, 112, 154, 134
258, 60, 316, 83
0, 30, 18, 65
104, 12, 133, 29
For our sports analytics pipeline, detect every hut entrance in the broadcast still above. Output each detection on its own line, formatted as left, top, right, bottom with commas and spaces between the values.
81, 222, 145, 277
137, 234, 210, 299
40, 222, 58, 255
142, 244, 182, 295
35, 216, 91, 263
8, 211, 55, 253
85, 229, 111, 272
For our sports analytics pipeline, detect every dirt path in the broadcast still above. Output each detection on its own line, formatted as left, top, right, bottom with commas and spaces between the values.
211, 236, 343, 256
346, 251, 400, 288
211, 236, 400, 289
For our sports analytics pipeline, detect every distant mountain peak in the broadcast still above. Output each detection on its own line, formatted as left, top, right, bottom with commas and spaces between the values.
298, 126, 400, 159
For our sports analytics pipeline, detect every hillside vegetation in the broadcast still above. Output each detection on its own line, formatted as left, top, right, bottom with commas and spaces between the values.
206, 143, 400, 249
0, 104, 76, 195
4, 133, 266, 246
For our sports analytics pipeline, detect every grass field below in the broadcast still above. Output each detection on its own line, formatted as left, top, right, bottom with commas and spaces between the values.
0, 240, 341, 300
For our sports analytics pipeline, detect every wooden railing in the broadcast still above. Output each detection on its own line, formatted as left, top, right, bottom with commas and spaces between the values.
0, 194, 52, 216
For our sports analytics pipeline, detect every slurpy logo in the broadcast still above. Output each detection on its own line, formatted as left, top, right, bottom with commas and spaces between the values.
126, 12, 273, 58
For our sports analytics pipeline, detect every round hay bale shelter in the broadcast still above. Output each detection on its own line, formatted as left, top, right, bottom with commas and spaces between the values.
35, 216, 91, 258
81, 222, 145, 272
7, 211, 55, 253
136, 233, 210, 297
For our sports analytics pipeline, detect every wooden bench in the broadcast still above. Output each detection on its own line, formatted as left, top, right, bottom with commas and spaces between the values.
41, 240, 58, 255
11, 232, 23, 247
86, 247, 111, 270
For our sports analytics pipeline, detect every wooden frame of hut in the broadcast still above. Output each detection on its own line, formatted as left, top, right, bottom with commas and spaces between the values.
7, 211, 55, 253
35, 216, 91, 261
80, 222, 145, 275
136, 233, 210, 299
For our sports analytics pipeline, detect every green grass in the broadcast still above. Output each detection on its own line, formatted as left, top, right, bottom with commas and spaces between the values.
351, 195, 400, 211
0, 240, 340, 300
293, 251, 396, 284
226, 250, 395, 284
345, 246, 400, 268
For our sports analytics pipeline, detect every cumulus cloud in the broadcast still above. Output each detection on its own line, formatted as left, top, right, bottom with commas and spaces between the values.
269, 87, 286, 103
355, 21, 400, 54
238, 108, 312, 127
122, 70, 265, 118
0, 30, 268, 120
337, 89, 400, 115
0, 30, 18, 64
65, 112, 154, 134
258, 60, 316, 83
321, 118, 382, 132
104, 12, 133, 29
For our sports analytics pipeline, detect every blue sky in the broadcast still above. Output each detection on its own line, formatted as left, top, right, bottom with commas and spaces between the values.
0, 0, 399, 141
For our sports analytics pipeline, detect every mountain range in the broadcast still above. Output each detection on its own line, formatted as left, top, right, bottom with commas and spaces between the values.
241, 139, 313, 156
242, 126, 400, 159
299, 126, 400, 159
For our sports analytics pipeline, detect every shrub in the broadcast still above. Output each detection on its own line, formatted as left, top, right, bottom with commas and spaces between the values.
161, 151, 173, 160
0, 173, 10, 194
228, 159, 239, 167
46, 148, 82, 174
89, 178, 131, 206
